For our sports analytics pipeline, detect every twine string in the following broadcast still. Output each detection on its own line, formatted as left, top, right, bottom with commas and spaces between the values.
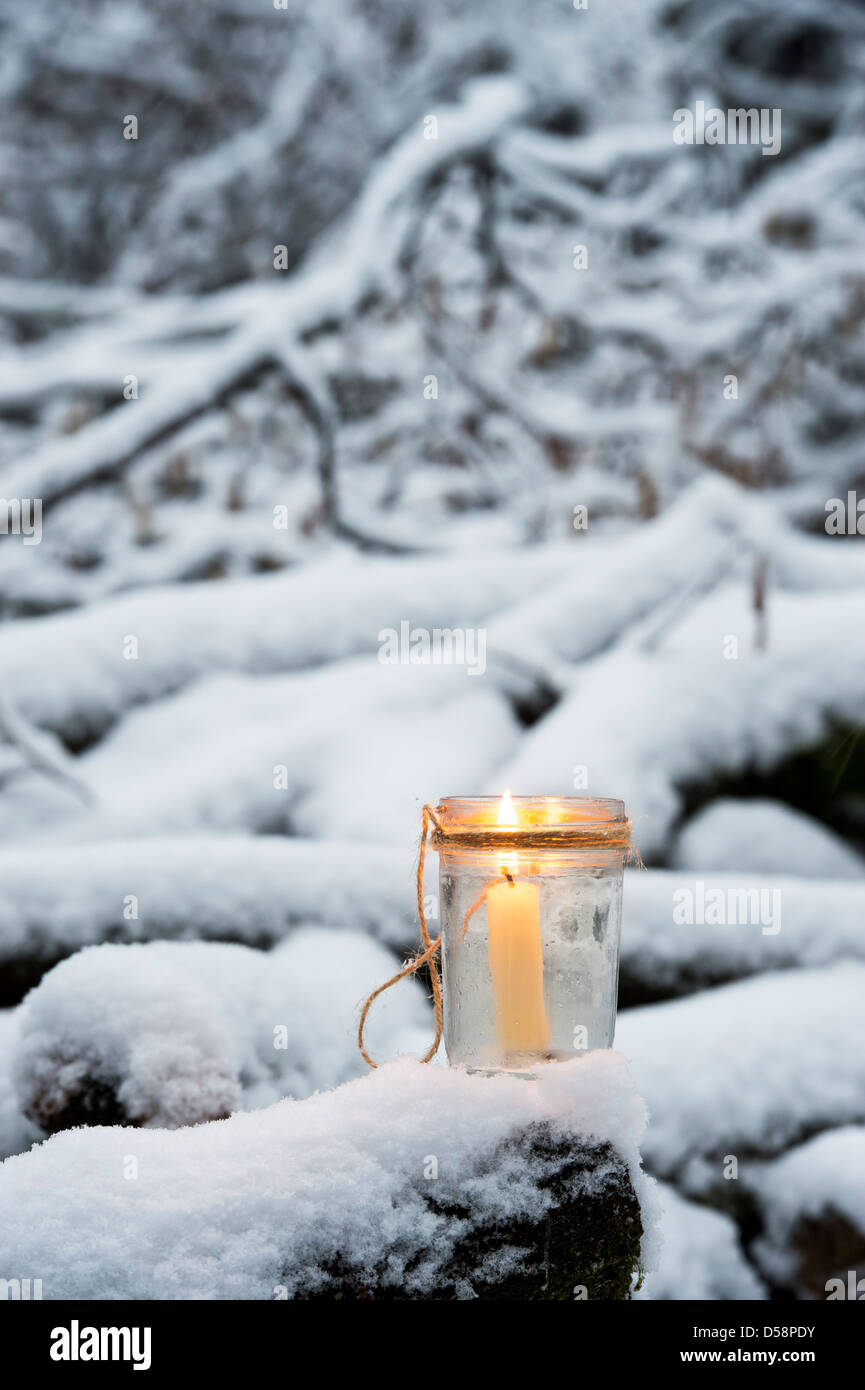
357, 803, 444, 1068
460, 878, 504, 939
430, 823, 633, 851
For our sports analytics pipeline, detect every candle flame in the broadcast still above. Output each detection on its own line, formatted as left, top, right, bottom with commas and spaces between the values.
497, 788, 517, 826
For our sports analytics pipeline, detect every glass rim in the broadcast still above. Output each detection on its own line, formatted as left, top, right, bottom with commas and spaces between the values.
432, 795, 631, 852
436, 794, 627, 825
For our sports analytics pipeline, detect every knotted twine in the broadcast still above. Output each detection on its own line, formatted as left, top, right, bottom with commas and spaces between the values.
357, 802, 634, 1068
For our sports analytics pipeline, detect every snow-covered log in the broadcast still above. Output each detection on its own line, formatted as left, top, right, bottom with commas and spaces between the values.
619, 870, 865, 1002
2, 838, 864, 1007
0, 547, 567, 745
747, 1128, 865, 1299
0, 1053, 654, 1300
617, 963, 865, 1187
501, 582, 865, 858
672, 799, 865, 879
0, 663, 520, 850
0, 837, 412, 1003
9, 935, 430, 1138
487, 475, 865, 673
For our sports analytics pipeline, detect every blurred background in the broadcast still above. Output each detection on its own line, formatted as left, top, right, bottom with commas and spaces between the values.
0, 0, 864, 1299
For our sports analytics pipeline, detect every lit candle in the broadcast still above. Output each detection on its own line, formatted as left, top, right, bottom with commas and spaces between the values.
486, 790, 550, 1058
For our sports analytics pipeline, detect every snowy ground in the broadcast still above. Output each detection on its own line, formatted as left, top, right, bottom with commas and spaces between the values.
0, 0, 864, 1300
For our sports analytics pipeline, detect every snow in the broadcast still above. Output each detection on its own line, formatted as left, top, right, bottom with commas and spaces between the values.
0, 548, 569, 744
1, 73, 530, 507
748, 1127, 865, 1292
4, 846, 865, 1003
0, 1051, 657, 1300
1, 0, 864, 1302
11, 933, 432, 1135
488, 475, 865, 677
621, 870, 865, 994
0, 1012, 40, 1160
485, 479, 740, 672
8, 479, 865, 865
673, 799, 865, 879
635, 1182, 766, 1301
499, 581, 865, 859
617, 963, 865, 1185
0, 837, 414, 975
10, 661, 516, 847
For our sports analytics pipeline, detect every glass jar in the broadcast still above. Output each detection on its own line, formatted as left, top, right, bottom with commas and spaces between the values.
432, 795, 629, 1072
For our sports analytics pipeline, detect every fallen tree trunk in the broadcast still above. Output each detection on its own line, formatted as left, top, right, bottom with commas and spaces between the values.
747, 1128, 865, 1300
2, 836, 865, 1008
0, 1053, 652, 1300
311, 1128, 643, 1301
